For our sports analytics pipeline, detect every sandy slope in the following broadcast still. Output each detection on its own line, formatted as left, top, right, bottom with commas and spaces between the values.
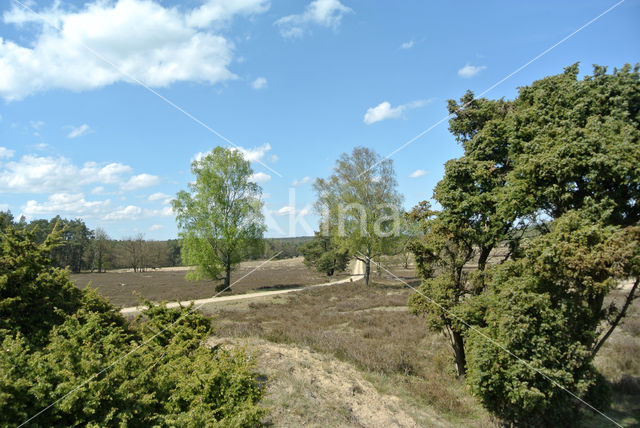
209, 337, 447, 428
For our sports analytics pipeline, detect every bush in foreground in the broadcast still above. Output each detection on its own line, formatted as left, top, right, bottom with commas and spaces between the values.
0, 227, 265, 426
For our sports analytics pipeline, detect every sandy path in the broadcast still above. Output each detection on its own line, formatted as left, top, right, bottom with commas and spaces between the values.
120, 260, 365, 315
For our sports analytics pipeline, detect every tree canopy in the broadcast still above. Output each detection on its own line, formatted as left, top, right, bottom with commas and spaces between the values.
408, 63, 640, 425
173, 147, 266, 291
315, 147, 403, 285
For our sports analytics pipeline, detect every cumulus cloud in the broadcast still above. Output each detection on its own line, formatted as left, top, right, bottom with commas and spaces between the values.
0, 147, 15, 159
458, 64, 487, 78
121, 173, 160, 191
275, 205, 310, 216
400, 40, 414, 50
250, 171, 271, 184
186, 0, 269, 28
149, 224, 164, 231
194, 143, 274, 165
67, 124, 92, 138
148, 192, 172, 204
22, 193, 112, 218
363, 99, 428, 125
275, 0, 352, 38
0, 0, 269, 100
0, 155, 134, 193
251, 77, 267, 89
409, 169, 428, 178
103, 205, 143, 221
239, 143, 272, 162
292, 176, 311, 186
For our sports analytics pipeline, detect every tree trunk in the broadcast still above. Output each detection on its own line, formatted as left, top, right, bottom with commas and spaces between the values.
364, 257, 371, 286
477, 246, 491, 272
592, 277, 639, 358
224, 256, 232, 291
452, 330, 467, 377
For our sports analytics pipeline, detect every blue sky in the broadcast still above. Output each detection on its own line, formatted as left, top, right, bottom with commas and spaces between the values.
1, 0, 638, 239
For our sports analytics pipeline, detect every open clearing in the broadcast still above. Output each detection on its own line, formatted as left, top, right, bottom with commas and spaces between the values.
71, 257, 345, 307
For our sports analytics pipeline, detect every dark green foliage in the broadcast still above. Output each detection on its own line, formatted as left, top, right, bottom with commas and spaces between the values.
0, 227, 84, 346
464, 212, 638, 425
300, 233, 349, 276
409, 63, 640, 425
0, 226, 265, 426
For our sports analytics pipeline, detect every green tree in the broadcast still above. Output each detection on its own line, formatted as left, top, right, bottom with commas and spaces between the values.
465, 212, 638, 425
173, 147, 266, 292
300, 231, 350, 276
409, 63, 640, 424
0, 226, 266, 426
91, 227, 111, 272
315, 147, 403, 286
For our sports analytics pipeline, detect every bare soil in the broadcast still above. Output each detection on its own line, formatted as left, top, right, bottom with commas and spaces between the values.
210, 337, 447, 427
71, 257, 347, 307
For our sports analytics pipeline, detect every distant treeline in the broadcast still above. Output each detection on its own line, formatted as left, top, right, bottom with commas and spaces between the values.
0, 211, 311, 272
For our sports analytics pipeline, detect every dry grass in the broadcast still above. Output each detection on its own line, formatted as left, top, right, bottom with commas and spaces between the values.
203, 276, 493, 426
586, 288, 640, 427
71, 257, 346, 307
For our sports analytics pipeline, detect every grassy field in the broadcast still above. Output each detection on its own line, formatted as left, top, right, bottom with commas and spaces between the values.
201, 268, 640, 427
71, 257, 346, 307
201, 267, 495, 427
74, 257, 640, 426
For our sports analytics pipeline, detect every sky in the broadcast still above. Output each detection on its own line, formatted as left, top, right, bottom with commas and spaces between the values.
0, 0, 638, 239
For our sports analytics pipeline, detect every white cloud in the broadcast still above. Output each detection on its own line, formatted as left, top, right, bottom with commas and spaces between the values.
274, 205, 310, 216
22, 193, 112, 218
458, 64, 487, 78
67, 124, 92, 138
409, 169, 428, 178
148, 192, 172, 204
270, 154, 279, 163
238, 143, 272, 162
363, 99, 428, 125
251, 77, 267, 89
0, 0, 270, 100
30, 120, 44, 130
275, 0, 352, 38
144, 206, 174, 217
400, 40, 414, 50
250, 171, 271, 184
292, 176, 311, 186
149, 224, 164, 231
121, 173, 160, 191
91, 186, 105, 194
276, 205, 295, 215
186, 0, 269, 28
194, 143, 274, 164
0, 155, 133, 193
103, 205, 143, 221
0, 147, 15, 159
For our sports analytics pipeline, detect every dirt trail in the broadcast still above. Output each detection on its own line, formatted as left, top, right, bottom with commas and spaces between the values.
120, 260, 365, 315
211, 337, 447, 428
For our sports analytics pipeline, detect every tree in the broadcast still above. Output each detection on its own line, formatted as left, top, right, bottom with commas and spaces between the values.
405, 63, 640, 424
122, 233, 146, 272
91, 227, 111, 272
464, 212, 638, 425
0, 225, 266, 426
407, 202, 475, 376
315, 147, 403, 286
300, 231, 349, 276
172, 147, 266, 292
